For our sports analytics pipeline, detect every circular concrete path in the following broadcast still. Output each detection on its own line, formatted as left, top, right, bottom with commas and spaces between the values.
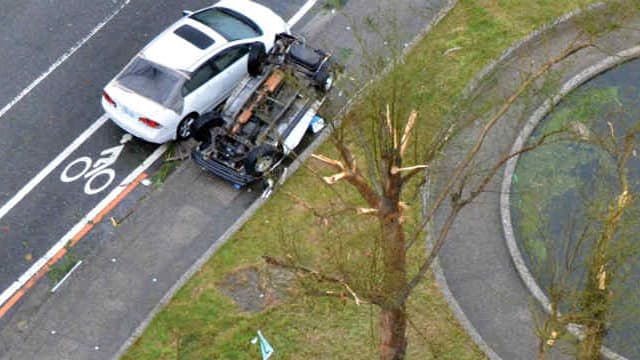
433, 3, 640, 359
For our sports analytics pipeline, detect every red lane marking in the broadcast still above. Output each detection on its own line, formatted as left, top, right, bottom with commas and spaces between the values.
0, 173, 148, 320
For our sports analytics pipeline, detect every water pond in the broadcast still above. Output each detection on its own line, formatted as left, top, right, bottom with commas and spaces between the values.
511, 58, 640, 358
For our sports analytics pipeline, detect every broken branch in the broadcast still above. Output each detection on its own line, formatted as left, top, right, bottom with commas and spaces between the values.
263, 255, 366, 305
400, 110, 418, 156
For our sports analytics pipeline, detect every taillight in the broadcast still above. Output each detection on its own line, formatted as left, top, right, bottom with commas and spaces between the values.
102, 91, 116, 107
139, 117, 162, 128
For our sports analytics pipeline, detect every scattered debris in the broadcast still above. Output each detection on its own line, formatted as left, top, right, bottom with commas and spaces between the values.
443, 46, 462, 56
251, 330, 274, 360
120, 133, 133, 144
167, 139, 198, 161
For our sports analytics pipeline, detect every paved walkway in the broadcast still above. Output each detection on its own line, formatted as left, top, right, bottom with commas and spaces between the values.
2, 2, 638, 360
435, 4, 640, 360
0, 0, 453, 359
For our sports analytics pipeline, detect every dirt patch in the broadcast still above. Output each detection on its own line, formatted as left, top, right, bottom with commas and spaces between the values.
218, 265, 295, 312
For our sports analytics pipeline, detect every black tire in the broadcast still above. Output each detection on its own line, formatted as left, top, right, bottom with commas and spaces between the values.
176, 114, 197, 140
247, 43, 267, 77
313, 62, 335, 93
244, 144, 280, 177
191, 112, 222, 143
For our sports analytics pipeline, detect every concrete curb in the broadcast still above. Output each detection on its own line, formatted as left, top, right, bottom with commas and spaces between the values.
499, 46, 640, 360
113, 1, 458, 359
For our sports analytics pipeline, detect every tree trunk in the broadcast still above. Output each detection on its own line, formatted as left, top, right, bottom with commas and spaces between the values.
380, 306, 408, 360
577, 189, 629, 359
578, 316, 607, 360
378, 158, 408, 360
378, 215, 408, 360
577, 267, 610, 360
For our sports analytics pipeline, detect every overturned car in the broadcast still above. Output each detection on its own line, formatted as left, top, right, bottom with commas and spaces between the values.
191, 33, 337, 187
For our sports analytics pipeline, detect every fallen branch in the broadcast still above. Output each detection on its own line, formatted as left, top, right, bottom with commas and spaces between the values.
263, 255, 365, 305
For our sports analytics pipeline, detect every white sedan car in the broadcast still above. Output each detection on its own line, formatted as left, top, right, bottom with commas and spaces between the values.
101, 0, 288, 143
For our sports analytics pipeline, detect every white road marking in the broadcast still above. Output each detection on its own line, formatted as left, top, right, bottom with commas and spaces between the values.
60, 144, 125, 195
0, 144, 167, 308
288, 0, 318, 27
0, 114, 109, 221
50, 260, 83, 293
0, 0, 321, 310
0, 0, 131, 120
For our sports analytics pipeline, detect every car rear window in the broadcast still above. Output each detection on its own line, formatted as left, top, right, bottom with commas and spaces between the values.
116, 57, 184, 109
174, 24, 214, 49
190, 8, 261, 41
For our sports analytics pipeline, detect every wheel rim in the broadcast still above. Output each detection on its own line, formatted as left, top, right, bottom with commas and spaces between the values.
324, 76, 334, 92
255, 155, 274, 173
179, 117, 195, 138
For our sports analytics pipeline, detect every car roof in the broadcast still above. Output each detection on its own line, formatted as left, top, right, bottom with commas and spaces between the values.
139, 0, 284, 75
141, 18, 228, 74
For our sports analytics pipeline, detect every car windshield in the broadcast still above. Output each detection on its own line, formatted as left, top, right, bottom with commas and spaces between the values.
116, 57, 184, 111
190, 8, 261, 41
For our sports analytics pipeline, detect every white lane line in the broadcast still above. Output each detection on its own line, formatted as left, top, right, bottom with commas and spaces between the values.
0, 0, 317, 309
0, 0, 131, 120
288, 0, 318, 27
0, 144, 167, 309
51, 260, 83, 293
0, 114, 109, 221
0, 0, 314, 222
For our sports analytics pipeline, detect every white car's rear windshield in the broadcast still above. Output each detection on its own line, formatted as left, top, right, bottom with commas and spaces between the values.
117, 57, 184, 109
191, 8, 261, 41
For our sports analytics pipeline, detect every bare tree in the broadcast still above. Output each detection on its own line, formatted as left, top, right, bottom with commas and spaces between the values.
264, 28, 595, 358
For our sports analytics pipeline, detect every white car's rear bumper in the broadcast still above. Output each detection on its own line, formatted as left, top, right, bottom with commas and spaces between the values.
102, 97, 173, 144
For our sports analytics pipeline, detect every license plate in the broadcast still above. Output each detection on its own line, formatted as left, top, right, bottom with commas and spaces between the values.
120, 104, 137, 119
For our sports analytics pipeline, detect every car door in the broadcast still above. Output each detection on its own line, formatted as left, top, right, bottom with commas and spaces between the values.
182, 43, 252, 115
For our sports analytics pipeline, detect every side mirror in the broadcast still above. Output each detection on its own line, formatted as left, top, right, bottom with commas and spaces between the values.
182, 10, 193, 17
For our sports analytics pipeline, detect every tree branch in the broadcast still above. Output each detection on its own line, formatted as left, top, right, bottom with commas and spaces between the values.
410, 41, 593, 248
263, 255, 370, 305
400, 110, 418, 157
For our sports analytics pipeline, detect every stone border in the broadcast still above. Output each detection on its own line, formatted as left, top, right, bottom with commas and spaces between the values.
500, 46, 640, 360
112, 1, 458, 359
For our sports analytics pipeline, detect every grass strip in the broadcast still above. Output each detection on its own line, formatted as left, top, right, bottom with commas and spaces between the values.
124, 1, 599, 359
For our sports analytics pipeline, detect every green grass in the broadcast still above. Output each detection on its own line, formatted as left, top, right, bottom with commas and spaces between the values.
152, 143, 177, 188
47, 252, 80, 287
123, 0, 601, 359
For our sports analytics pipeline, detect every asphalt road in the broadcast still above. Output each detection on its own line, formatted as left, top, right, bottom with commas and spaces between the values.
0, 0, 453, 358
0, 0, 310, 306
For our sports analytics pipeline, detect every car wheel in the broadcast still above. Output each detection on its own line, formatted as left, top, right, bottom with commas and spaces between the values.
244, 144, 280, 177
177, 114, 197, 140
248, 43, 267, 77
313, 62, 335, 93
191, 112, 223, 143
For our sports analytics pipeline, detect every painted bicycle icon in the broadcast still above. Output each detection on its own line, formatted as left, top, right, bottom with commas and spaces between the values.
60, 144, 125, 195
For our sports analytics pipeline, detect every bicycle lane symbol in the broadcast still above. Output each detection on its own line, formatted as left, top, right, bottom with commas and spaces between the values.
60, 134, 132, 195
